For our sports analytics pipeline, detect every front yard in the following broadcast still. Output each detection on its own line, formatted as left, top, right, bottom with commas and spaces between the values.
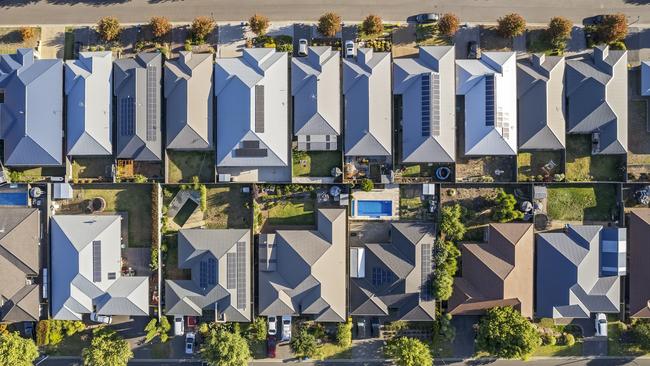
0, 27, 40, 54
292, 149, 341, 177
566, 134, 625, 182
167, 150, 215, 183
546, 185, 617, 223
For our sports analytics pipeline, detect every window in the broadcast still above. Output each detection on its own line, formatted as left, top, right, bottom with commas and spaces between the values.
0, 90, 4, 103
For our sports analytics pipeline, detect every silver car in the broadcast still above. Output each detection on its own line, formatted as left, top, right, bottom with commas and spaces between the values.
345, 40, 356, 58
298, 39, 308, 56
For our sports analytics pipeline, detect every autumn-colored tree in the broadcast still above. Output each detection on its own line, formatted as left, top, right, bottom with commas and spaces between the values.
19, 27, 36, 42
318, 12, 342, 38
599, 13, 628, 43
97, 16, 122, 42
150, 16, 172, 39
361, 14, 384, 36
497, 13, 526, 38
438, 13, 460, 37
547, 16, 572, 49
249, 14, 270, 36
191, 16, 216, 43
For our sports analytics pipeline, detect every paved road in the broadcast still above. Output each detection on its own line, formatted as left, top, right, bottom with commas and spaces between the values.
1, 0, 650, 26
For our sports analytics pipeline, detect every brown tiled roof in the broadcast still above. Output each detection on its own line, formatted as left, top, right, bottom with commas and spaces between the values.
628, 209, 650, 318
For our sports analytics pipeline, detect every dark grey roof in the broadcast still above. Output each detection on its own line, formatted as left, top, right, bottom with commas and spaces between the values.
536, 225, 620, 319
393, 46, 455, 163
349, 223, 436, 322
165, 229, 251, 321
343, 48, 392, 157
0, 208, 40, 322
517, 54, 565, 150
565, 46, 627, 154
0, 48, 63, 166
65, 51, 113, 156
258, 208, 346, 322
113, 52, 162, 161
164, 52, 214, 150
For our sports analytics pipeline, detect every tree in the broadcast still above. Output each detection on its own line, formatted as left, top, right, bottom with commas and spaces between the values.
359, 178, 374, 192
97, 16, 122, 42
19, 27, 36, 42
476, 306, 541, 360
492, 190, 524, 223
633, 321, 650, 350
0, 331, 38, 366
317, 12, 342, 38
438, 13, 460, 37
362, 14, 384, 36
497, 13, 526, 38
431, 240, 460, 300
201, 329, 250, 366
336, 319, 352, 347
433, 313, 456, 344
250, 317, 267, 341
384, 336, 432, 366
82, 327, 133, 366
547, 16, 572, 49
191, 16, 216, 43
599, 13, 628, 44
249, 14, 270, 36
289, 329, 318, 359
440, 204, 466, 241
145, 317, 171, 343
150, 16, 172, 39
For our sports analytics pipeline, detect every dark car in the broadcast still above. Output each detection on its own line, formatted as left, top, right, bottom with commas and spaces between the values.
416, 13, 440, 24
583, 15, 605, 26
266, 335, 277, 358
467, 41, 480, 59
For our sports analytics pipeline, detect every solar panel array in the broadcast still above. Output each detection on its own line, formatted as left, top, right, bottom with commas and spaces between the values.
92, 240, 102, 283
371, 267, 392, 286
421, 73, 430, 137
199, 260, 208, 289
234, 147, 268, 158
119, 97, 135, 136
226, 253, 237, 289
254, 85, 265, 133
420, 243, 433, 301
236, 242, 247, 309
485, 74, 495, 127
431, 73, 440, 137
208, 258, 217, 286
146, 66, 157, 142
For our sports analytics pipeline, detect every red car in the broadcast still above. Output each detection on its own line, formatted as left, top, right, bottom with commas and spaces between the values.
266, 335, 277, 358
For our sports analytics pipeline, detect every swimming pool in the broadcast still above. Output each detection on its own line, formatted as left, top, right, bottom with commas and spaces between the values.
0, 191, 28, 206
356, 200, 392, 217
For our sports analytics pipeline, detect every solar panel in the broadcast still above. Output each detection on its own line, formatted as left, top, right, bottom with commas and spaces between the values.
421, 73, 430, 137
242, 140, 260, 149
234, 148, 268, 158
431, 73, 440, 137
485, 74, 495, 127
371, 267, 392, 286
421, 243, 433, 301
208, 258, 217, 286
199, 260, 208, 289
92, 240, 102, 283
236, 241, 246, 309
254, 85, 264, 133
146, 66, 158, 141
119, 97, 135, 136
226, 253, 236, 289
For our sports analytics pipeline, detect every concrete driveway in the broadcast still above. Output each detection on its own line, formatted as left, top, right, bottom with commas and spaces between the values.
293, 23, 313, 56
583, 336, 608, 356
453, 26, 480, 60
451, 315, 479, 357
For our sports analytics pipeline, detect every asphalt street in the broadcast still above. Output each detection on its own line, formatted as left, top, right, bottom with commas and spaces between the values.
1, 0, 650, 26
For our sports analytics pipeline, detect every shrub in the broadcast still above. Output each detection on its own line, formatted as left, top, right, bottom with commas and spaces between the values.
0, 331, 39, 366
359, 178, 374, 192
36, 320, 50, 346
431, 240, 460, 300
547, 16, 572, 49
438, 13, 460, 37
150, 16, 172, 38
191, 16, 216, 43
440, 204, 466, 241
20, 27, 36, 42
609, 40, 626, 50
290, 329, 318, 359
561, 333, 575, 346
492, 190, 524, 223
497, 13, 526, 38
133, 174, 147, 183
361, 14, 384, 36
336, 319, 352, 347
541, 332, 556, 346
476, 306, 541, 359
201, 328, 250, 366
633, 321, 650, 349
433, 313, 456, 343
318, 12, 342, 38
600, 13, 628, 44
97, 16, 121, 42
384, 337, 432, 366
250, 317, 267, 341
249, 14, 270, 36
200, 184, 207, 211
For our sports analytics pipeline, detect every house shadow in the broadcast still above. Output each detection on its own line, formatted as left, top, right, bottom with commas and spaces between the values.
46, 0, 130, 5
0, 0, 39, 8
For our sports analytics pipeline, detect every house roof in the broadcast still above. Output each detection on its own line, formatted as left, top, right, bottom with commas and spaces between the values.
517, 54, 566, 150
113, 52, 162, 161
565, 46, 627, 154
214, 48, 289, 168
628, 209, 650, 317
448, 223, 534, 317
343, 48, 392, 157
65, 51, 113, 156
536, 225, 621, 319
164, 52, 214, 150
349, 223, 437, 322
642, 61, 650, 97
0, 208, 40, 322
165, 229, 251, 321
50, 215, 149, 320
393, 46, 455, 163
258, 208, 347, 322
456, 52, 517, 156
0, 48, 63, 166
291, 46, 341, 137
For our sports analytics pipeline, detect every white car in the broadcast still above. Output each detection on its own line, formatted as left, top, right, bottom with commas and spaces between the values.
185, 332, 195, 354
298, 38, 308, 56
268, 316, 277, 336
174, 316, 184, 336
345, 40, 355, 58
281, 316, 292, 341
90, 313, 112, 324
595, 313, 607, 337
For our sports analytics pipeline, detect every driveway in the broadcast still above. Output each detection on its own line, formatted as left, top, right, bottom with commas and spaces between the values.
451, 315, 479, 357
217, 23, 245, 57
583, 336, 608, 356
453, 26, 480, 60
293, 23, 313, 56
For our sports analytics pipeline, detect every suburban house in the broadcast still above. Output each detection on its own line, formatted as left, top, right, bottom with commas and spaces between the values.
0, 208, 41, 323
517, 54, 566, 150
642, 61, 650, 96
393, 46, 455, 164
343, 48, 392, 159
456, 52, 517, 156
50, 215, 149, 320
0, 48, 63, 166
214, 48, 289, 183
65, 51, 113, 156
164, 51, 214, 150
258, 208, 346, 322
627, 209, 650, 318
291, 46, 340, 151
565, 45, 627, 154
165, 229, 252, 322
448, 223, 534, 318
349, 223, 436, 323
113, 52, 162, 161
536, 225, 625, 319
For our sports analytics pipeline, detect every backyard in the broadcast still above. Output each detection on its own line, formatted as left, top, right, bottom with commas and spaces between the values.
71, 157, 114, 182
546, 185, 618, 223
292, 149, 341, 177
455, 156, 516, 183
256, 185, 321, 232
0, 27, 40, 54
566, 134, 625, 182
517, 151, 564, 182
627, 100, 650, 181
399, 184, 433, 221
167, 150, 215, 183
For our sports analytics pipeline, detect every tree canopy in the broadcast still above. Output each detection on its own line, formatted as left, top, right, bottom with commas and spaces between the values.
0, 331, 39, 366
318, 12, 342, 38
599, 13, 628, 44
362, 14, 384, 36
82, 327, 133, 366
336, 319, 352, 347
191, 16, 216, 43
360, 178, 374, 192
384, 336, 433, 366
201, 328, 250, 366
440, 204, 466, 241
547, 16, 572, 49
476, 306, 541, 359
249, 14, 270, 36
150, 16, 172, 39
432, 240, 460, 300
289, 328, 318, 359
492, 190, 524, 223
438, 13, 460, 37
97, 16, 121, 42
497, 13, 526, 38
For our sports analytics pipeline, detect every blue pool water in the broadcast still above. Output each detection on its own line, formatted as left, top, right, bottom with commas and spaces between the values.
356, 200, 392, 217
0, 192, 28, 206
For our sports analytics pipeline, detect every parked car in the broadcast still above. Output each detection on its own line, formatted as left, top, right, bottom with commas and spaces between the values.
416, 13, 440, 24
281, 315, 292, 341
583, 15, 605, 26
266, 335, 277, 358
90, 313, 112, 324
595, 313, 607, 337
467, 41, 480, 59
268, 316, 277, 336
185, 332, 195, 354
174, 316, 184, 336
345, 40, 356, 58
298, 39, 308, 56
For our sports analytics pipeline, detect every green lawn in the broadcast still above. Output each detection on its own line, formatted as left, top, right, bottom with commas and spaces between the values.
399, 197, 423, 220
566, 134, 625, 182
64, 27, 75, 60
266, 199, 315, 226
292, 150, 341, 177
203, 186, 251, 229
547, 185, 617, 222
43, 331, 91, 356
415, 23, 451, 46
319, 343, 352, 360
71, 157, 114, 181
517, 151, 563, 181
401, 165, 421, 177
533, 342, 583, 356
167, 150, 215, 183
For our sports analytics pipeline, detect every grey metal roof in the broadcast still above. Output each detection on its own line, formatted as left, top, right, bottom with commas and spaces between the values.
0, 48, 63, 166
291, 46, 341, 137
349, 223, 437, 322
165, 229, 252, 321
393, 46, 455, 163
214, 48, 289, 167
536, 225, 620, 319
65, 51, 113, 156
113, 52, 162, 161
343, 48, 392, 157
456, 52, 517, 156
50, 215, 149, 320
565, 46, 627, 154
517, 54, 566, 150
164, 52, 214, 150
643, 61, 650, 97
258, 208, 346, 322
0, 208, 40, 322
